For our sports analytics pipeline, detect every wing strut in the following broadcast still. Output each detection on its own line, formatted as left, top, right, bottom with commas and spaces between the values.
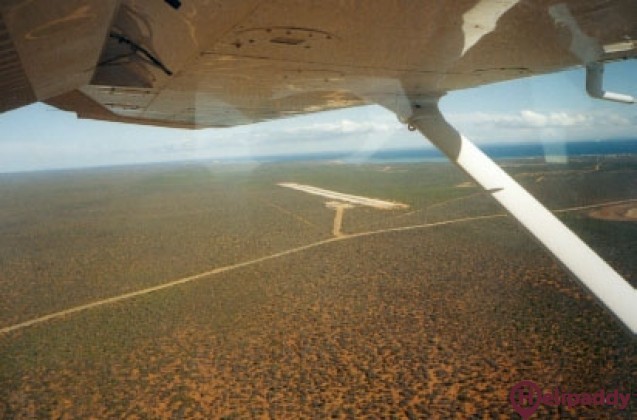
400, 99, 637, 334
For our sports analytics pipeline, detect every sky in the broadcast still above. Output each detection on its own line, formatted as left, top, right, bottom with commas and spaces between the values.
0, 60, 636, 173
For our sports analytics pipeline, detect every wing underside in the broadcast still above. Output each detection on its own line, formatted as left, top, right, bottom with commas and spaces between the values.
1, 0, 637, 128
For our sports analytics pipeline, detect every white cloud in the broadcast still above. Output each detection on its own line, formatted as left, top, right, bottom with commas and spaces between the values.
283, 119, 397, 135
453, 109, 633, 129
521, 110, 593, 127
446, 108, 637, 142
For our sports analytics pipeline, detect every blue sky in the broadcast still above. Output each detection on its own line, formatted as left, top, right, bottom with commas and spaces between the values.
0, 60, 635, 173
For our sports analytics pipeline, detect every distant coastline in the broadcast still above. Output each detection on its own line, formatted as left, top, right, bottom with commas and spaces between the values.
246, 139, 637, 164
1, 139, 636, 175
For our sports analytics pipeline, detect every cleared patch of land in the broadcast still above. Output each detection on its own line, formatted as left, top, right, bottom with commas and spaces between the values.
279, 182, 409, 209
589, 202, 637, 222
0, 157, 636, 418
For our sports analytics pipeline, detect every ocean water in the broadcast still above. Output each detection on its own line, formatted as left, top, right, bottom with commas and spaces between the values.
248, 139, 637, 164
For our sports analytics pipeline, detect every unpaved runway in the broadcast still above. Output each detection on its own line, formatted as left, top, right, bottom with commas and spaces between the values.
279, 182, 408, 209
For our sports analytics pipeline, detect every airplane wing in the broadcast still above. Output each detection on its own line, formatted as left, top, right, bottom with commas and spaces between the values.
1, 0, 636, 127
